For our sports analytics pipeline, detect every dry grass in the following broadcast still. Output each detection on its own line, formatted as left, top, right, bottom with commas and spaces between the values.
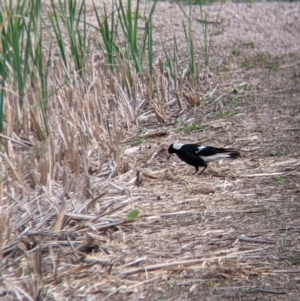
1, 1, 300, 300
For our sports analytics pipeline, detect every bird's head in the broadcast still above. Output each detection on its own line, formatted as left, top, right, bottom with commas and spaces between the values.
167, 143, 183, 159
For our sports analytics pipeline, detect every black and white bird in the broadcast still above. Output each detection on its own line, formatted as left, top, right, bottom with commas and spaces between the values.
168, 143, 241, 175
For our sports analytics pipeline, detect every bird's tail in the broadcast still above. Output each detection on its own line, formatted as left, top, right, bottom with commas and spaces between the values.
227, 150, 241, 159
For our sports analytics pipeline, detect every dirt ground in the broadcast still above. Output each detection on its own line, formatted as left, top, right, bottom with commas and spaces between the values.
123, 67, 300, 301
2, 1, 300, 300
109, 54, 300, 299
99, 2, 300, 300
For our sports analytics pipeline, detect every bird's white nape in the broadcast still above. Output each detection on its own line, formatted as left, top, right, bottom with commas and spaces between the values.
172, 143, 184, 150
196, 145, 206, 153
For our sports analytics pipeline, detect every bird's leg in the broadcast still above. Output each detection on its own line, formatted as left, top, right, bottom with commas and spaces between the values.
194, 166, 199, 174
198, 165, 207, 175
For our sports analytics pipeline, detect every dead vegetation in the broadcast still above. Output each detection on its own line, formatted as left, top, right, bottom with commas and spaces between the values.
1, 1, 300, 300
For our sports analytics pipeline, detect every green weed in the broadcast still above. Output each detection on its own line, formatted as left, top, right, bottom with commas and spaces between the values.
256, 52, 268, 64
221, 66, 231, 72
0, 0, 52, 135
260, 208, 270, 215
242, 59, 251, 69
134, 127, 145, 146
218, 96, 241, 118
218, 110, 231, 118
128, 210, 140, 219
244, 41, 255, 49
50, 0, 88, 76
180, 0, 223, 71
287, 256, 300, 265
93, 1, 119, 72
162, 32, 179, 81
269, 150, 277, 157
267, 61, 280, 71
117, 0, 157, 76
166, 282, 177, 289
136, 127, 145, 136
274, 176, 283, 187
231, 48, 241, 56
178, 124, 205, 133
203, 281, 217, 288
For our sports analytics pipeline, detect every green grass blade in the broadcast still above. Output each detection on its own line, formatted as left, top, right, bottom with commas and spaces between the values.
93, 0, 118, 72
49, 0, 69, 72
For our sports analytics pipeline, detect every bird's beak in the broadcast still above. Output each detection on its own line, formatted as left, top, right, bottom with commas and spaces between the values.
167, 154, 171, 160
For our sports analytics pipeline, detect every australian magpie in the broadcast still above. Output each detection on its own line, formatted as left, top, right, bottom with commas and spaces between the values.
168, 143, 241, 175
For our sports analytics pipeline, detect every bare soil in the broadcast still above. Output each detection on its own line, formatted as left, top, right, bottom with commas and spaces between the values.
2, 1, 300, 301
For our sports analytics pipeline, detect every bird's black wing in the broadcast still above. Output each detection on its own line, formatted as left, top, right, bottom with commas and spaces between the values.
176, 148, 206, 168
